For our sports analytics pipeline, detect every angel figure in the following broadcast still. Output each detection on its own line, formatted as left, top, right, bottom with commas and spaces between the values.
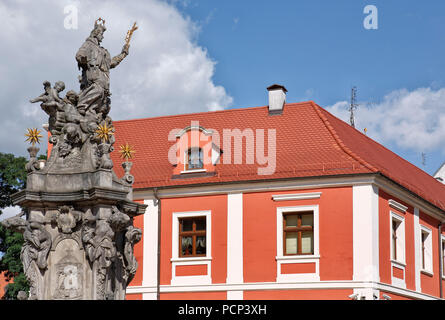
30, 80, 66, 136
30, 80, 65, 107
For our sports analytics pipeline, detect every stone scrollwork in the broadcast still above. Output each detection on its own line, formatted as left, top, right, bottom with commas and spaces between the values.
25, 146, 41, 173
121, 161, 135, 185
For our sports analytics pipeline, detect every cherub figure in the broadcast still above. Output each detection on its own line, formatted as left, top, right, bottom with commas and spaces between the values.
30, 80, 66, 108
30, 80, 66, 136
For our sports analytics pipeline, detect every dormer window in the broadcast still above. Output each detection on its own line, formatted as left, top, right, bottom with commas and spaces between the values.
172, 122, 220, 177
186, 147, 204, 171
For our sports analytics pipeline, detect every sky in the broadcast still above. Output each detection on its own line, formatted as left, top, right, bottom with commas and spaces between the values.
1, 0, 445, 219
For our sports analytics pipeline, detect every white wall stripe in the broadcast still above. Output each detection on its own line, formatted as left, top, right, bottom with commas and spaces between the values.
143, 198, 159, 288
226, 193, 244, 286
353, 184, 380, 283
414, 207, 422, 292
227, 290, 243, 300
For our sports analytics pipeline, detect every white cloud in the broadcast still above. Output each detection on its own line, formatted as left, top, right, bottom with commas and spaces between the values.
0, 0, 232, 157
0, 206, 21, 222
326, 87, 445, 153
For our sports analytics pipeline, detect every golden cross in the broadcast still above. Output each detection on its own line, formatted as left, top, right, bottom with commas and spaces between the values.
125, 22, 138, 46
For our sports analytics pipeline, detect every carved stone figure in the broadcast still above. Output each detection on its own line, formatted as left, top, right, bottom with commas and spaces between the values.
30, 81, 66, 136
75, 20, 129, 116
123, 225, 142, 285
2, 212, 52, 300
2, 19, 146, 300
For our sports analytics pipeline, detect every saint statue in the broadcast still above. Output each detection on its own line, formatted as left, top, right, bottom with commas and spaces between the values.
75, 18, 130, 120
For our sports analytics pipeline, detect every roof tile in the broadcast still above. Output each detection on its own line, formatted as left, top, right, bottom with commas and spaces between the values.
111, 101, 445, 212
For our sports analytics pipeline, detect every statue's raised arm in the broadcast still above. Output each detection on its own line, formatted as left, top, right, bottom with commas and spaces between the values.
111, 22, 138, 68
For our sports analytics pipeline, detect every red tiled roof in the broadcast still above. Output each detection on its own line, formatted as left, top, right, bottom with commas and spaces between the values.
111, 101, 445, 212
0, 272, 11, 298
319, 106, 445, 211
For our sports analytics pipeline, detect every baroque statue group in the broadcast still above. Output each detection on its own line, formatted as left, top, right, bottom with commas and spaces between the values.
1, 19, 146, 300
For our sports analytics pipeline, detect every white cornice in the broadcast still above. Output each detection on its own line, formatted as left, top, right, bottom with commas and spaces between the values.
272, 192, 322, 201
133, 173, 445, 222
389, 199, 408, 213
126, 280, 440, 300
374, 175, 445, 222
134, 174, 376, 199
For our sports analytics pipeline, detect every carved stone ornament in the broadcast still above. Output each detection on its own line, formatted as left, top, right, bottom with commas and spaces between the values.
55, 205, 81, 234
53, 250, 83, 300
2, 19, 147, 300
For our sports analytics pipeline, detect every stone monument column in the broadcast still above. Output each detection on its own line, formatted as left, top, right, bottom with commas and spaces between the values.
1, 19, 146, 300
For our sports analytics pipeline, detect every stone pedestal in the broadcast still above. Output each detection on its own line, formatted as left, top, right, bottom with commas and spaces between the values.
6, 168, 146, 300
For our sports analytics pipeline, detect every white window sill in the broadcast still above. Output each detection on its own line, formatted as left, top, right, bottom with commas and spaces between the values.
181, 169, 206, 174
390, 259, 406, 267
276, 255, 320, 261
421, 269, 434, 277
171, 257, 212, 263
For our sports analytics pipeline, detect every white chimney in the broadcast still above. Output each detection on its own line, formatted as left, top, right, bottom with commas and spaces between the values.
267, 84, 287, 114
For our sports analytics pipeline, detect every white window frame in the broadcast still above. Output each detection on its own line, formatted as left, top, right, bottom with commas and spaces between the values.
181, 148, 207, 174
390, 211, 406, 288
420, 225, 433, 275
171, 210, 212, 285
441, 235, 445, 279
390, 212, 406, 265
276, 205, 320, 282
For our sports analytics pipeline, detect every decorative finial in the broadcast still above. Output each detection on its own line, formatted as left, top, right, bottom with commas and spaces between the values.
364, 128, 368, 135
25, 128, 43, 146
95, 122, 114, 143
119, 142, 135, 160
95, 17, 106, 26
125, 22, 138, 47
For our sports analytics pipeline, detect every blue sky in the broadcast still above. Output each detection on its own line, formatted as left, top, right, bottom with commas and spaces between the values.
170, 0, 445, 175
177, 0, 445, 106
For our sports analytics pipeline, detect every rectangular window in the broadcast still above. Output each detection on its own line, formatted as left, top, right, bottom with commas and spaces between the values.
283, 212, 314, 255
390, 213, 405, 264
392, 220, 399, 260
186, 148, 204, 170
442, 237, 445, 277
179, 216, 206, 257
421, 227, 433, 273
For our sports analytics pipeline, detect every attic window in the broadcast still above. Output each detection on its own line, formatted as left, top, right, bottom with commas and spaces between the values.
186, 147, 204, 171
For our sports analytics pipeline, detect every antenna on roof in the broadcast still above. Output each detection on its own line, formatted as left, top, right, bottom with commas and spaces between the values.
421, 152, 427, 169
349, 86, 359, 128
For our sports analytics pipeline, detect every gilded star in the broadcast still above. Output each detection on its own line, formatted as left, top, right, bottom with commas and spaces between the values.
95, 122, 114, 143
25, 128, 43, 146
119, 142, 135, 160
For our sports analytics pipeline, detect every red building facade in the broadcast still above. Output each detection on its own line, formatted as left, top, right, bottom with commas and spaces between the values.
110, 96, 445, 300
